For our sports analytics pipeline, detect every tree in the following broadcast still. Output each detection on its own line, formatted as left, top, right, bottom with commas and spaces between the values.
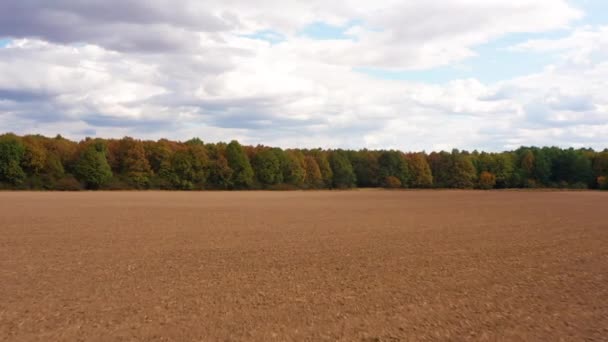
144, 139, 174, 174
0, 134, 26, 185
350, 150, 380, 188
208, 154, 233, 189
21, 135, 47, 175
428, 150, 476, 188
303, 155, 323, 188
552, 149, 593, 187
450, 151, 477, 188
378, 151, 410, 188
428, 151, 452, 188
520, 149, 535, 179
406, 153, 433, 188
116, 137, 153, 188
598, 176, 608, 190
45, 134, 78, 172
329, 151, 356, 188
252, 148, 282, 186
593, 152, 608, 188
2, 132, 607, 191
283, 150, 306, 187
311, 150, 333, 188
384, 176, 402, 188
478, 171, 496, 189
74, 141, 112, 189
226, 140, 254, 189
166, 144, 208, 190
532, 149, 552, 186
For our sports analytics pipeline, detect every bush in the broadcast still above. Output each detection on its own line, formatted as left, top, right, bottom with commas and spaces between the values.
525, 178, 539, 188
569, 182, 588, 190
103, 177, 134, 190
268, 183, 300, 191
54, 176, 83, 191
478, 171, 496, 190
598, 176, 608, 190
383, 176, 402, 188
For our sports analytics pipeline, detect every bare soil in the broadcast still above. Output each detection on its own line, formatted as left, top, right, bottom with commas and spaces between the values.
1, 190, 607, 341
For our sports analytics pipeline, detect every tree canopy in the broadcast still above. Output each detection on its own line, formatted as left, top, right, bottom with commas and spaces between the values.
0, 133, 606, 191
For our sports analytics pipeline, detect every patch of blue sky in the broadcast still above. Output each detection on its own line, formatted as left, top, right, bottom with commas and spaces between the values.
299, 20, 363, 40
575, 0, 608, 26
240, 30, 286, 44
355, 30, 573, 84
0, 38, 12, 48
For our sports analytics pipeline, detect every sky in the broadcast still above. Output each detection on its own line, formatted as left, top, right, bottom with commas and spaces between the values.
0, 0, 607, 152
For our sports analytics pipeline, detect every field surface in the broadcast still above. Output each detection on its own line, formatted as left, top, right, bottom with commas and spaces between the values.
1, 190, 607, 341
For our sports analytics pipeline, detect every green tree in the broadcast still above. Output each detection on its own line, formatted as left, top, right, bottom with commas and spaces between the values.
450, 151, 477, 188
429, 150, 476, 188
532, 149, 552, 186
428, 151, 451, 188
252, 148, 283, 186
283, 150, 306, 187
167, 144, 208, 190
378, 151, 410, 188
329, 151, 356, 188
552, 149, 593, 187
226, 140, 254, 189
350, 150, 380, 187
0, 134, 26, 185
74, 141, 113, 189
593, 151, 608, 188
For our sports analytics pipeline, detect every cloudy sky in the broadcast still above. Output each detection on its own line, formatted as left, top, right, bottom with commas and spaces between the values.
0, 0, 607, 151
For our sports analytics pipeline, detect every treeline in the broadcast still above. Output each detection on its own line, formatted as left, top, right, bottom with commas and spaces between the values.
1, 133, 607, 191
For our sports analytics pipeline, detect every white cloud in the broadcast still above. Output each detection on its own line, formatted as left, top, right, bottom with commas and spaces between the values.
1, 0, 607, 151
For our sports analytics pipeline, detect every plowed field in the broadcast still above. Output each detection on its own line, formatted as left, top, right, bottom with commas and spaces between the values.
1, 191, 607, 341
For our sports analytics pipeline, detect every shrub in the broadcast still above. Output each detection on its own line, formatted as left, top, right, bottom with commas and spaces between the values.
598, 176, 608, 190
54, 176, 83, 191
383, 176, 402, 188
478, 171, 496, 190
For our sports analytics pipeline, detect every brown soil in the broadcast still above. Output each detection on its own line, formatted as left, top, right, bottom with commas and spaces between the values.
1, 190, 607, 341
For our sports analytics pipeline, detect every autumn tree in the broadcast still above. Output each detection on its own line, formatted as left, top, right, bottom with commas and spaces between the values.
478, 171, 496, 189
593, 151, 608, 188
1, 132, 607, 191
21, 135, 47, 175
406, 153, 433, 188
311, 150, 333, 188
206, 144, 234, 189
116, 137, 153, 188
44, 134, 78, 172
303, 155, 323, 188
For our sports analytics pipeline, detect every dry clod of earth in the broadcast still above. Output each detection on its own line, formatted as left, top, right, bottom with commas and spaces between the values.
1, 190, 607, 341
